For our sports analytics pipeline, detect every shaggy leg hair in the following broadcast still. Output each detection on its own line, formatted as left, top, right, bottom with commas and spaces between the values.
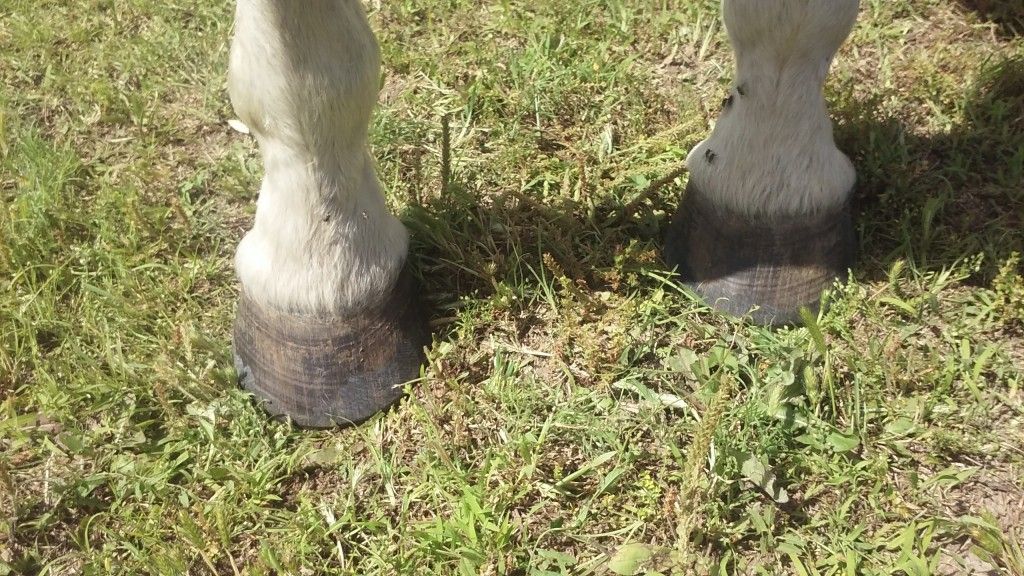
229, 0, 408, 315
687, 0, 859, 218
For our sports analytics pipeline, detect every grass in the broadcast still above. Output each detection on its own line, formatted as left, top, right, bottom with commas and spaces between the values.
1, 0, 1022, 574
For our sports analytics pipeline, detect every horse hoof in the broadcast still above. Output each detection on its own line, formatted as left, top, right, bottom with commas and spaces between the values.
664, 183, 855, 327
232, 267, 430, 428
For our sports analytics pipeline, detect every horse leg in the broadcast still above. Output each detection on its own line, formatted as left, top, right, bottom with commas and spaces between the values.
666, 0, 860, 326
229, 0, 428, 427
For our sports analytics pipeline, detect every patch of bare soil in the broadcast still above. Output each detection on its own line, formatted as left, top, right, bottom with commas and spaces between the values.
934, 435, 1024, 574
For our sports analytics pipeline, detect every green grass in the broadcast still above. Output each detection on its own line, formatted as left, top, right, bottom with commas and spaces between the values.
2, 0, 1023, 574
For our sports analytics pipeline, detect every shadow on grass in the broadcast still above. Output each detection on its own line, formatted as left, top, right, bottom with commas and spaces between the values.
403, 54, 1024, 308
835, 55, 1024, 284
956, 0, 1024, 37
395, 52, 1022, 318
399, 171, 663, 313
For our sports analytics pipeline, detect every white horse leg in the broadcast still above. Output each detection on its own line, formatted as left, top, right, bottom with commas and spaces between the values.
229, 0, 428, 427
666, 0, 860, 325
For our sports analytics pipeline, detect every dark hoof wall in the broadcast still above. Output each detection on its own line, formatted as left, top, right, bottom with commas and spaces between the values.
665, 183, 855, 327
233, 268, 430, 428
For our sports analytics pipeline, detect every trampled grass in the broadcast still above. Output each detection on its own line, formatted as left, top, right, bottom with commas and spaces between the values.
1, 0, 1022, 574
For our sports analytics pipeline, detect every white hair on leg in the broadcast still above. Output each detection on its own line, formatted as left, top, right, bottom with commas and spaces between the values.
229, 0, 408, 315
687, 0, 860, 217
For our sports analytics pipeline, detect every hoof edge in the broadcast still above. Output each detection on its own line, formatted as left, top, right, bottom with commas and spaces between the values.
665, 183, 855, 327
233, 268, 429, 428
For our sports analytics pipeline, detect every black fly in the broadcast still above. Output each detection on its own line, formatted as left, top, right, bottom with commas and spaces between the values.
705, 149, 717, 164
